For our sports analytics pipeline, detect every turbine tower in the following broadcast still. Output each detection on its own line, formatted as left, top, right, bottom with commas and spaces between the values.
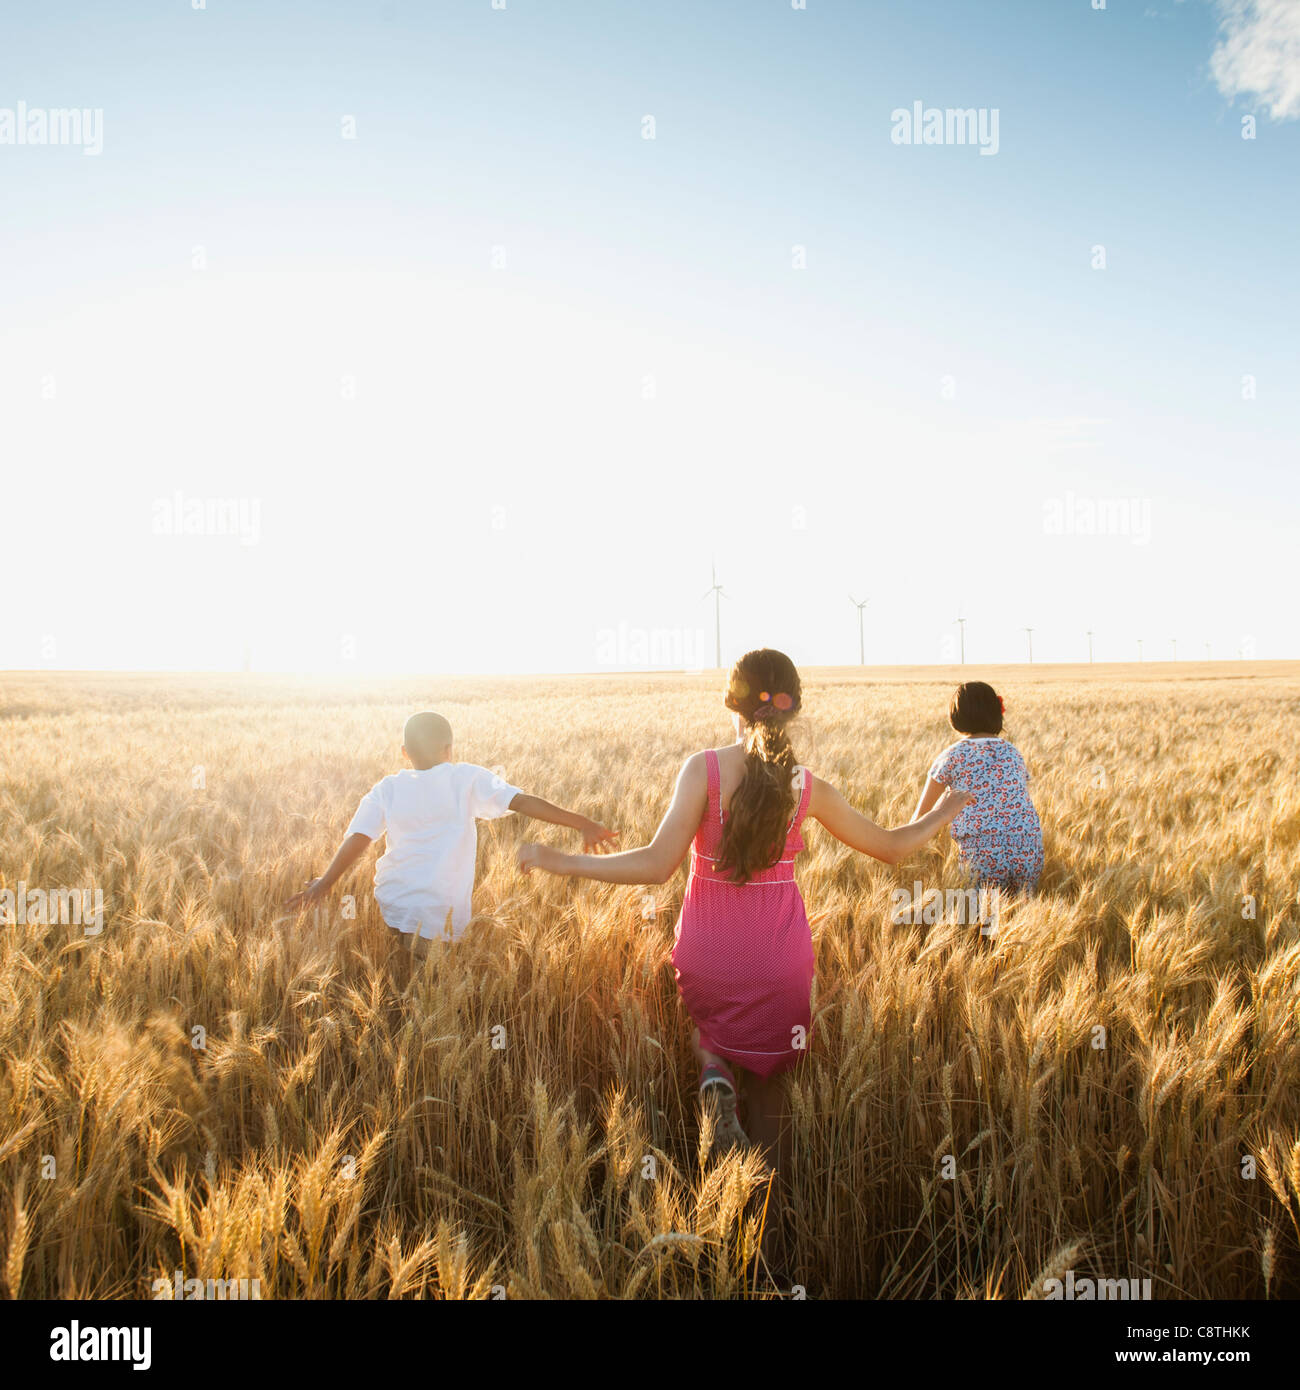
1086, 630, 1095, 664
1137, 638, 1144, 663
703, 563, 725, 670
1170, 637, 1178, 662
850, 594, 869, 666
956, 617, 966, 665
1024, 627, 1034, 664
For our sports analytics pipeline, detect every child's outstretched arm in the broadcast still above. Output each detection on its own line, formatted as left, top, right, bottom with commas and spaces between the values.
283, 832, 373, 909
517, 755, 705, 885
910, 777, 944, 822
810, 778, 972, 865
508, 793, 618, 852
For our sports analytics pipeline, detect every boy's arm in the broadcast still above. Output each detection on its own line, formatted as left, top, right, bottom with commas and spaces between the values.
284, 832, 373, 909
508, 792, 618, 852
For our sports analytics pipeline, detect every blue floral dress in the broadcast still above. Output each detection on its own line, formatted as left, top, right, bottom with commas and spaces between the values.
928, 737, 1043, 889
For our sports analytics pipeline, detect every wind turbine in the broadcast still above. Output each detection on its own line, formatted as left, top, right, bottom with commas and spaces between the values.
703, 563, 725, 669
1170, 638, 1178, 662
1024, 627, 1034, 664
956, 617, 966, 665
1204, 641, 1211, 661
1086, 630, 1095, 664
850, 594, 869, 665
1137, 638, 1144, 663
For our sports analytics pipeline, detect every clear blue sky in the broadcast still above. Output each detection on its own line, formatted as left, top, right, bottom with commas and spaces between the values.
2, 0, 1296, 671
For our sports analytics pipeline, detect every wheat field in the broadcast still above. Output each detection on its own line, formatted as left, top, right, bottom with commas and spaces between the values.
1, 664, 1298, 1300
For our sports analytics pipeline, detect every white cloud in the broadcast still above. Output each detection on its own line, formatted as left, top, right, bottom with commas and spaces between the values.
1210, 0, 1300, 120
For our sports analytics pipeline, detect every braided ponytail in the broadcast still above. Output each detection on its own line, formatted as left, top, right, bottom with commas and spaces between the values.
715, 650, 803, 884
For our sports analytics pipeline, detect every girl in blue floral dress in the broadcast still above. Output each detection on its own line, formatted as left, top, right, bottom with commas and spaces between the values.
911, 681, 1043, 889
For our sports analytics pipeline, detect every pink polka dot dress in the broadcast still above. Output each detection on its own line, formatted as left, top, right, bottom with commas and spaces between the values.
670, 749, 816, 1080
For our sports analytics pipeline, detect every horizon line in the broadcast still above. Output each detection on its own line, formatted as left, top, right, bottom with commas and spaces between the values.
4, 659, 1299, 680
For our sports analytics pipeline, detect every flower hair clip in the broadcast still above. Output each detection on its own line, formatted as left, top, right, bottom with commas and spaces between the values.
751, 690, 794, 722
998, 696, 1006, 714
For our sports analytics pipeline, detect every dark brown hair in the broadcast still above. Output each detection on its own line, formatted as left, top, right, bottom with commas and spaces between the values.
949, 681, 1003, 736
715, 649, 802, 885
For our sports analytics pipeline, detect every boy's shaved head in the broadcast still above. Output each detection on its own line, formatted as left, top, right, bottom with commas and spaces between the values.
403, 711, 453, 767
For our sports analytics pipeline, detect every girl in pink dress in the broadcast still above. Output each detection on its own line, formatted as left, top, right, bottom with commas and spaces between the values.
518, 649, 971, 1168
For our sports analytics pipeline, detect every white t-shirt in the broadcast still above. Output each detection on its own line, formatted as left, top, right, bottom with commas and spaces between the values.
345, 763, 522, 940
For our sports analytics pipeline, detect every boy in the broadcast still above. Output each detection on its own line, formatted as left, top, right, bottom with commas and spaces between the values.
284, 711, 616, 951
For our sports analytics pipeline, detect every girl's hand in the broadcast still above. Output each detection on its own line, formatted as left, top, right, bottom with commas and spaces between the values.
938, 787, 975, 820
284, 877, 328, 910
578, 818, 619, 853
518, 843, 563, 876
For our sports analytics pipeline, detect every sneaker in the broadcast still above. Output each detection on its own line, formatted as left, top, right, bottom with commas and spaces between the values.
700, 1063, 748, 1151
